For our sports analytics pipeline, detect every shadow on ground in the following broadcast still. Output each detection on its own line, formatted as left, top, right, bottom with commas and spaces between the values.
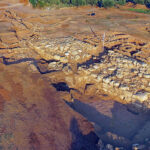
70, 117, 99, 150
66, 99, 150, 148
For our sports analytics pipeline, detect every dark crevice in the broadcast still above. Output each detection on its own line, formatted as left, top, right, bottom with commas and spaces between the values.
131, 42, 137, 45
52, 82, 70, 92
78, 39, 97, 47
125, 47, 132, 50
84, 84, 94, 93
114, 33, 126, 36
0, 46, 21, 50
1, 57, 60, 74
38, 58, 59, 64
133, 56, 146, 63
77, 46, 110, 69
108, 44, 122, 50
139, 43, 146, 46
108, 38, 128, 42
51, 82, 78, 92
130, 49, 141, 56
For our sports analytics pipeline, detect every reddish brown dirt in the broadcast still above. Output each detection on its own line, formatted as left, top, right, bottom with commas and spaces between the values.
0, 63, 98, 150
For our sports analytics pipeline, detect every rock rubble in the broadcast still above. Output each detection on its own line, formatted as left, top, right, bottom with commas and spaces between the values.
29, 36, 150, 111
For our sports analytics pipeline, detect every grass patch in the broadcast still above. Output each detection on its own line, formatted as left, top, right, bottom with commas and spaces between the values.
128, 8, 150, 14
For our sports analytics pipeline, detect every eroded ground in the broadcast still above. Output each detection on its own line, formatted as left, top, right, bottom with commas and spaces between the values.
0, 0, 150, 149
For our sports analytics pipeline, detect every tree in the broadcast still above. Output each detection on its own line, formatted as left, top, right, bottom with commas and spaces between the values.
145, 0, 150, 7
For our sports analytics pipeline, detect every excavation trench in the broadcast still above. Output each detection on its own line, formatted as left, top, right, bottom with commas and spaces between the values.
52, 82, 150, 149
2, 48, 150, 149
0, 3, 150, 148
65, 95, 150, 149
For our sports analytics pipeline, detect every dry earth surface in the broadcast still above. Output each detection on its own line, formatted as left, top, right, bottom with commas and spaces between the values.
0, 0, 150, 149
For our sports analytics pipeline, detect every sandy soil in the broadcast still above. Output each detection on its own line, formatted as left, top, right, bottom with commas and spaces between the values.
1, 0, 149, 40
0, 0, 150, 149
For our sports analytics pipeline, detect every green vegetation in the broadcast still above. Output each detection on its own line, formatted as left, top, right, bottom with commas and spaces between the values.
103, 0, 115, 8
145, 0, 150, 8
134, 0, 145, 4
29, 0, 150, 8
115, 0, 126, 5
128, 8, 150, 13
29, 0, 96, 7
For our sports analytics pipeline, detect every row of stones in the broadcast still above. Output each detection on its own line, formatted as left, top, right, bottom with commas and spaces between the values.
28, 36, 150, 108
31, 37, 98, 64
1, 31, 150, 109
71, 49, 150, 107
76, 32, 150, 64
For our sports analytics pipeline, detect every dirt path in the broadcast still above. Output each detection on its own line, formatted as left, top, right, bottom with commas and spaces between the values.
0, 3, 23, 9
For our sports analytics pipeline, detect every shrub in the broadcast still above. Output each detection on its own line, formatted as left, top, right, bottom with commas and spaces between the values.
134, 0, 145, 4
128, 8, 150, 13
145, 0, 150, 7
115, 0, 126, 5
97, 0, 103, 7
103, 0, 115, 8
29, 0, 38, 7
87, 0, 98, 5
78, 0, 87, 5
37, 0, 46, 7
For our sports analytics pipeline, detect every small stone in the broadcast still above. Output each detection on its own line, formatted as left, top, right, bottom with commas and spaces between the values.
119, 84, 129, 91
141, 63, 147, 67
115, 147, 124, 150
132, 143, 145, 150
120, 95, 125, 100
65, 52, 69, 56
60, 57, 68, 63
45, 45, 51, 48
108, 67, 116, 71
48, 62, 57, 68
97, 75, 103, 81
133, 92, 149, 102
106, 144, 113, 150
109, 80, 114, 86
132, 144, 139, 150
143, 74, 150, 79
72, 51, 78, 56
91, 74, 97, 78
103, 77, 111, 84
60, 46, 64, 51
113, 81, 120, 87
54, 47, 58, 51
116, 73, 123, 79
138, 73, 143, 77
93, 65, 99, 69
97, 139, 104, 149
54, 55, 61, 60
75, 55, 80, 60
